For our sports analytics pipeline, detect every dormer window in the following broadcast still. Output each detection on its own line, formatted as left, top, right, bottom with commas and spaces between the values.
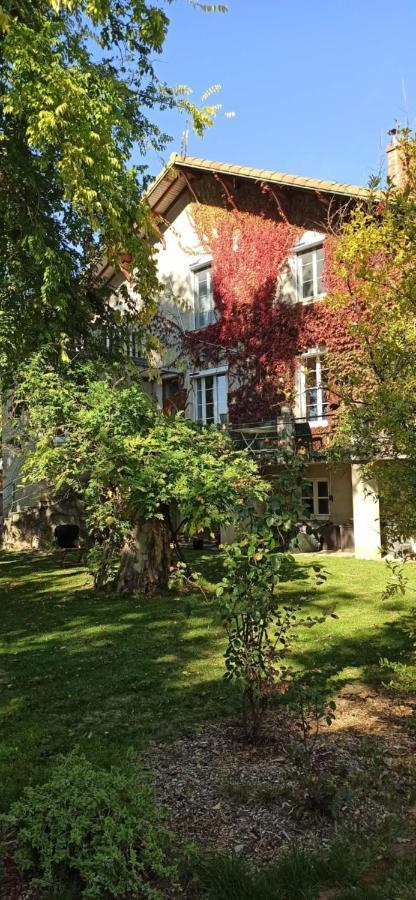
194, 266, 216, 329
297, 243, 324, 302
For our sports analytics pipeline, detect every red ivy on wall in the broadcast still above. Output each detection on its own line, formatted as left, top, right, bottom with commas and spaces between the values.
184, 202, 359, 424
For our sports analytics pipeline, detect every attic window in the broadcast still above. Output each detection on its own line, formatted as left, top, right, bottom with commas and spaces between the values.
194, 267, 216, 329
297, 244, 324, 302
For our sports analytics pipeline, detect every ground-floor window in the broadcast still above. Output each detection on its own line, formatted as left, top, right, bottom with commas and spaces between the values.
302, 478, 330, 517
191, 370, 228, 425
162, 376, 186, 415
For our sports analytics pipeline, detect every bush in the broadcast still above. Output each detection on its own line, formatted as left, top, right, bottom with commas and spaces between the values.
283, 669, 336, 756
2, 750, 176, 899
216, 530, 329, 740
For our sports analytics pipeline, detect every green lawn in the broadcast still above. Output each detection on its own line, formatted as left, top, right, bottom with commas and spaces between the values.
0, 549, 415, 812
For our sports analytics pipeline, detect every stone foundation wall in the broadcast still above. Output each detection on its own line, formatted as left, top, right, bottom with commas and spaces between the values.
2, 498, 86, 551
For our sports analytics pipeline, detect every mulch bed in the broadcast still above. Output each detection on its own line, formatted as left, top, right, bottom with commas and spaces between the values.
2, 687, 415, 898
0, 861, 36, 900
148, 685, 416, 863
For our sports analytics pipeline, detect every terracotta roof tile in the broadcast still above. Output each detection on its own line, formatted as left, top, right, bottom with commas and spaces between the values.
147, 153, 373, 210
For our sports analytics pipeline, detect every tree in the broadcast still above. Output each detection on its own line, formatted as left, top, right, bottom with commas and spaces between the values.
0, 0, 225, 381
327, 129, 416, 549
16, 356, 268, 592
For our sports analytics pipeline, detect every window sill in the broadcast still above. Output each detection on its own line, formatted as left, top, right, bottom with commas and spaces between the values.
306, 420, 328, 429
296, 293, 326, 305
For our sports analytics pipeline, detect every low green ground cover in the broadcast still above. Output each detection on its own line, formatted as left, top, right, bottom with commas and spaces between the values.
1, 550, 415, 810
1, 549, 415, 897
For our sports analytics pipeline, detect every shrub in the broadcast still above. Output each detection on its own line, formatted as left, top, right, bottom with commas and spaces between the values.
216, 529, 329, 740
2, 750, 176, 899
284, 669, 336, 757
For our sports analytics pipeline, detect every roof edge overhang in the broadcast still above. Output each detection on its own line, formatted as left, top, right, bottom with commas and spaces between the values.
146, 151, 374, 218
100, 153, 375, 281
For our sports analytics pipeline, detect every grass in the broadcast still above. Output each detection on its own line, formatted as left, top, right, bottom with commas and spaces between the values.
1, 549, 415, 812
197, 835, 416, 899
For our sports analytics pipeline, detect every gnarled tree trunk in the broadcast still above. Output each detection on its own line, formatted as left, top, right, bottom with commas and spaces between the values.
115, 518, 171, 594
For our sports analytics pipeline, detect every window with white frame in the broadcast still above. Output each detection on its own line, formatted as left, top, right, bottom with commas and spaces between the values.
126, 328, 141, 359
191, 370, 228, 425
297, 243, 324, 302
194, 266, 216, 329
299, 351, 328, 423
302, 478, 330, 518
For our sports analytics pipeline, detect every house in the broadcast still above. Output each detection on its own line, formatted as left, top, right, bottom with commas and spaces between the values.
3, 144, 399, 556
135, 153, 393, 559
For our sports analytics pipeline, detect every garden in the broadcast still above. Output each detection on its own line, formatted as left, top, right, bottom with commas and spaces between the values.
1, 548, 415, 899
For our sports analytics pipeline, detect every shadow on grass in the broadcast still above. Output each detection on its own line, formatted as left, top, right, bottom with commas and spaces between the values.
0, 550, 240, 810
1, 550, 415, 813
289, 614, 415, 689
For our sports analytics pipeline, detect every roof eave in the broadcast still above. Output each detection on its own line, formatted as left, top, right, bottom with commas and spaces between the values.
145, 153, 373, 212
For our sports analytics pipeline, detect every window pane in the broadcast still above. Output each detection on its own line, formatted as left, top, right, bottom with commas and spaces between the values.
301, 252, 313, 276
319, 360, 328, 417
303, 354, 328, 420
205, 376, 215, 423
196, 380, 203, 422
306, 389, 318, 419
302, 480, 314, 498
319, 361, 328, 386
301, 252, 314, 298
195, 268, 214, 328
302, 481, 314, 514
217, 374, 228, 419
317, 480, 329, 498
318, 497, 329, 515
305, 358, 318, 419
305, 357, 318, 389
197, 268, 208, 296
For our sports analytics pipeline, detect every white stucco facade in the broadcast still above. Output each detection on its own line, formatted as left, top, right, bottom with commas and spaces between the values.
351, 465, 381, 560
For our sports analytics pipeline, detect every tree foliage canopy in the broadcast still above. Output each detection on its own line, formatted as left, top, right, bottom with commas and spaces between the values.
328, 130, 416, 546
16, 356, 268, 589
0, 0, 223, 378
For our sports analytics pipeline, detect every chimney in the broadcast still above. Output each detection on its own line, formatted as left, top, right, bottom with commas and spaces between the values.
386, 128, 405, 188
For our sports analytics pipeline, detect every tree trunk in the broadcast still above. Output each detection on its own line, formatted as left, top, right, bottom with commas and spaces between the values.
115, 518, 171, 594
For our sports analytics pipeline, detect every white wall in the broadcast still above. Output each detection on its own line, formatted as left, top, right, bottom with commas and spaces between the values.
306, 462, 353, 525
154, 197, 204, 333
351, 464, 381, 559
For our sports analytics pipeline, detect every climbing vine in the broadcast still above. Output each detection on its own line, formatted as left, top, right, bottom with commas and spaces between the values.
183, 187, 360, 426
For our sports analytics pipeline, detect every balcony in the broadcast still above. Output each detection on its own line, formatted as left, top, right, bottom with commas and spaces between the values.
227, 414, 338, 461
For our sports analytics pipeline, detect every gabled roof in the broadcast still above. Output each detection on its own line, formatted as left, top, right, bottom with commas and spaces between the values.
147, 152, 371, 216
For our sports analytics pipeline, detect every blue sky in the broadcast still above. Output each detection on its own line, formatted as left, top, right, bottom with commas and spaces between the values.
146, 0, 416, 187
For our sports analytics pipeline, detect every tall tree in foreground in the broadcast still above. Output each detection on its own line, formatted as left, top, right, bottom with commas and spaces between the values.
16, 356, 267, 593
0, 0, 224, 380
328, 129, 416, 548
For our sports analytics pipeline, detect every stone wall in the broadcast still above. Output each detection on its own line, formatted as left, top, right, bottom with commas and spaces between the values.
2, 497, 86, 551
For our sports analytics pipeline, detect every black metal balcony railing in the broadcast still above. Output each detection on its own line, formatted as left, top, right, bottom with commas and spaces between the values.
227, 415, 339, 460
